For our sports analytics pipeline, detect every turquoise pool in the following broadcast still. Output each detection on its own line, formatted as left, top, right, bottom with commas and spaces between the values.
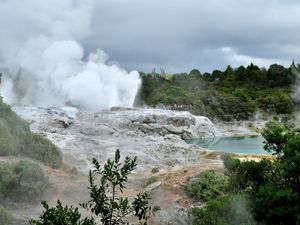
187, 136, 267, 154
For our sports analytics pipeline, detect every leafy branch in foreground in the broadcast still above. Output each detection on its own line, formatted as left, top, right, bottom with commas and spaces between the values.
30, 149, 160, 225
81, 149, 160, 225
30, 200, 95, 225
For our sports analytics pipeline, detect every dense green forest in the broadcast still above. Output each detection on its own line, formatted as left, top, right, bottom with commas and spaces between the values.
139, 62, 300, 121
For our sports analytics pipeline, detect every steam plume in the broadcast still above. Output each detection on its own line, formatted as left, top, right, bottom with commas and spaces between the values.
0, 0, 140, 110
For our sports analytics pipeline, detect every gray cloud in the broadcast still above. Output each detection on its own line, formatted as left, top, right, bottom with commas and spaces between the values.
83, 0, 300, 73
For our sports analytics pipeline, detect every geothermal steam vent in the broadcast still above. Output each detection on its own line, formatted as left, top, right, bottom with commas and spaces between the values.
0, 1, 141, 110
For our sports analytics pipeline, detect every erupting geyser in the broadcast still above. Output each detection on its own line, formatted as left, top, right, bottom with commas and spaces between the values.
0, 0, 141, 110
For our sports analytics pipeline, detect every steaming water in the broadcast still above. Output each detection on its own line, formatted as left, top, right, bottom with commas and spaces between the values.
188, 136, 267, 154
0, 0, 141, 110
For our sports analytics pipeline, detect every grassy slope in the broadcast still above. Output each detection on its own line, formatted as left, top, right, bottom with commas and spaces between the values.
0, 97, 62, 168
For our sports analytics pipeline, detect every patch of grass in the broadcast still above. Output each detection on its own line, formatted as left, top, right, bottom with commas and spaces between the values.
151, 167, 160, 173
203, 151, 221, 160
165, 174, 172, 180
0, 160, 48, 202
27, 133, 62, 169
186, 170, 229, 202
144, 176, 159, 187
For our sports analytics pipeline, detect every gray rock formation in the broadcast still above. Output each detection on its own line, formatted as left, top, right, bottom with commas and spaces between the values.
13, 107, 221, 173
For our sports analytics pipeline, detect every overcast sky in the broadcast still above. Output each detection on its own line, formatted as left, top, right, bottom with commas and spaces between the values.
81, 0, 300, 73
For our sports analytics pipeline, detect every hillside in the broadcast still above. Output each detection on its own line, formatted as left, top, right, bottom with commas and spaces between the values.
0, 97, 62, 168
139, 63, 300, 121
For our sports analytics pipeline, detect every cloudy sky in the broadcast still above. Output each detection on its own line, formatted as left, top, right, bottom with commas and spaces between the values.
82, 0, 300, 73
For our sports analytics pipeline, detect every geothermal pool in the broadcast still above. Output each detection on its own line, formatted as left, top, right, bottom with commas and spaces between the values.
188, 136, 267, 154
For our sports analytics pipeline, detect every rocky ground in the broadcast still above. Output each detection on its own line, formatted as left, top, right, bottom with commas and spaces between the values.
10, 107, 262, 224
216, 120, 265, 137
13, 107, 221, 173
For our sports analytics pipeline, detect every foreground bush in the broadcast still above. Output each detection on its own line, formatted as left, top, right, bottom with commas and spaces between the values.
0, 97, 62, 168
0, 206, 14, 225
186, 170, 229, 202
0, 160, 48, 202
221, 120, 300, 224
30, 150, 160, 225
31, 201, 95, 225
185, 121, 299, 224
191, 194, 255, 225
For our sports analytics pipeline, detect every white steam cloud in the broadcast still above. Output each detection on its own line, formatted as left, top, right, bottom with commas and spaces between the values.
0, 0, 140, 110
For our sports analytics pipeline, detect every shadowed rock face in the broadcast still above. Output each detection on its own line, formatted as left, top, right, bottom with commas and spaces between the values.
13, 107, 221, 173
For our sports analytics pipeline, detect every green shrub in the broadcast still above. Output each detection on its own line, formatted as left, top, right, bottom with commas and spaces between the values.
0, 99, 30, 156
0, 206, 14, 225
27, 133, 62, 169
186, 170, 229, 202
151, 167, 160, 173
0, 97, 62, 168
191, 194, 255, 225
0, 160, 48, 202
144, 176, 159, 187
0, 120, 16, 155
219, 121, 300, 224
223, 155, 272, 192
30, 201, 95, 225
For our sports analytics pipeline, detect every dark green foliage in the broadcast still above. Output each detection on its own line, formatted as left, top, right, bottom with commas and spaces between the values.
30, 201, 95, 225
267, 64, 293, 87
82, 149, 160, 224
151, 167, 159, 173
199, 90, 256, 121
211, 70, 225, 80
0, 160, 48, 202
186, 170, 229, 202
0, 97, 62, 168
191, 194, 255, 225
253, 184, 299, 225
191, 121, 300, 225
257, 92, 293, 114
221, 120, 300, 224
262, 120, 287, 156
0, 205, 14, 225
0, 97, 31, 155
139, 63, 297, 121
189, 69, 202, 77
31, 150, 160, 225
222, 154, 273, 191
